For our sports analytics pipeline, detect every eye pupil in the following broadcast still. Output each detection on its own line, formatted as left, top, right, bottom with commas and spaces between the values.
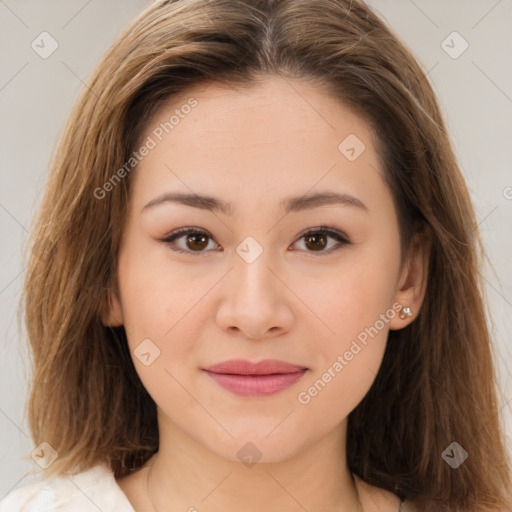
186, 233, 209, 251
305, 233, 327, 251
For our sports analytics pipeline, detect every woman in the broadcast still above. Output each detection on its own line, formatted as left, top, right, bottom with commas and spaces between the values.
2, 0, 511, 511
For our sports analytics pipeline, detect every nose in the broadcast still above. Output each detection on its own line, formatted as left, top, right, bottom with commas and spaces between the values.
215, 247, 294, 340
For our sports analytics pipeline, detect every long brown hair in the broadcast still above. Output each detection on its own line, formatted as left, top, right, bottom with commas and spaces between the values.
21, 1, 511, 510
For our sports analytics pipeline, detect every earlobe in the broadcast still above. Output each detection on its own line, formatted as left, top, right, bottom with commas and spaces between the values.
389, 229, 431, 331
100, 289, 124, 327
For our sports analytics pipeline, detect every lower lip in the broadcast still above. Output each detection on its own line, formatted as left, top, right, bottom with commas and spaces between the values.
203, 369, 308, 397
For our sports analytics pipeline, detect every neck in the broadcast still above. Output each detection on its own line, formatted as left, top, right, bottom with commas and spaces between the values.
145, 414, 362, 512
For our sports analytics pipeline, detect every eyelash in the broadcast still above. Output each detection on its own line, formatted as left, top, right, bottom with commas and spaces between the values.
160, 225, 351, 256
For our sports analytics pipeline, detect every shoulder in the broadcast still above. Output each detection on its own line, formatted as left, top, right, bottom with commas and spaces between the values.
399, 501, 418, 512
353, 474, 417, 512
0, 463, 135, 512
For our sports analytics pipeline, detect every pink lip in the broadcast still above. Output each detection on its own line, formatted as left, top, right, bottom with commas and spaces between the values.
202, 359, 308, 397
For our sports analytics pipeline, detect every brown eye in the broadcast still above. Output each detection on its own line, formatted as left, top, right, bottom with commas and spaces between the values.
303, 233, 328, 251
161, 227, 219, 255
185, 232, 209, 251
292, 227, 350, 254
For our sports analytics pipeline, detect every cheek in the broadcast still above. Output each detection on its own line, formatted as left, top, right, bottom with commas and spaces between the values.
116, 259, 207, 420
300, 244, 399, 347
116, 248, 209, 377
295, 335, 386, 431
294, 242, 399, 413
118, 239, 204, 331
296, 274, 392, 424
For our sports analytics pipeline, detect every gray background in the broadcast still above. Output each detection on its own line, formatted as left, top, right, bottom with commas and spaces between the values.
1, 0, 511, 497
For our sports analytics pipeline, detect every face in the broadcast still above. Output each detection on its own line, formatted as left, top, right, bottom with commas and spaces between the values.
105, 76, 426, 464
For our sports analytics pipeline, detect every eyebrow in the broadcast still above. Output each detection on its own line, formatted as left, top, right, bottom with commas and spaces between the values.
142, 191, 369, 215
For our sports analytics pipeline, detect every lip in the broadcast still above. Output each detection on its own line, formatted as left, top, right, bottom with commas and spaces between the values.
202, 359, 309, 397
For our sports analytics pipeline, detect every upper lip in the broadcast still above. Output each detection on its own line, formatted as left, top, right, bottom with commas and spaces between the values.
203, 359, 308, 375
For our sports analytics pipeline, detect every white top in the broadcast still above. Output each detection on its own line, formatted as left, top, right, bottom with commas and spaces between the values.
0, 463, 135, 512
0, 462, 416, 511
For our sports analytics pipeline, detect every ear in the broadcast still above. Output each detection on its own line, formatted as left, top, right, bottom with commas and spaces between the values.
100, 288, 124, 327
389, 228, 431, 330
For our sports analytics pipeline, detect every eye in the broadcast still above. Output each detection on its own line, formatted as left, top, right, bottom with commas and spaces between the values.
160, 227, 220, 255
291, 226, 351, 254
160, 225, 350, 255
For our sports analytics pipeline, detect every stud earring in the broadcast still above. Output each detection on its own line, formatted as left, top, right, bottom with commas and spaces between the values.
399, 306, 413, 319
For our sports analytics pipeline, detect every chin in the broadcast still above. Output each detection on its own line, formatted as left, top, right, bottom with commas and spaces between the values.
199, 425, 311, 467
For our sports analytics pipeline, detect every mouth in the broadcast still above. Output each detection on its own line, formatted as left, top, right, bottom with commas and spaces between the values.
202, 359, 309, 397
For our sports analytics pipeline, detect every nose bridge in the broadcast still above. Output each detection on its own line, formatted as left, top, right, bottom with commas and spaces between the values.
231, 235, 276, 304
216, 234, 293, 338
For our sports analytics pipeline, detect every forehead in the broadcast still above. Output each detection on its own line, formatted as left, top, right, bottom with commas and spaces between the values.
152, 77, 371, 145
130, 76, 385, 211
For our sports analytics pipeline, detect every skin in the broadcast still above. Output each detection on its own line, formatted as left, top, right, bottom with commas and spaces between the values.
104, 76, 429, 512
